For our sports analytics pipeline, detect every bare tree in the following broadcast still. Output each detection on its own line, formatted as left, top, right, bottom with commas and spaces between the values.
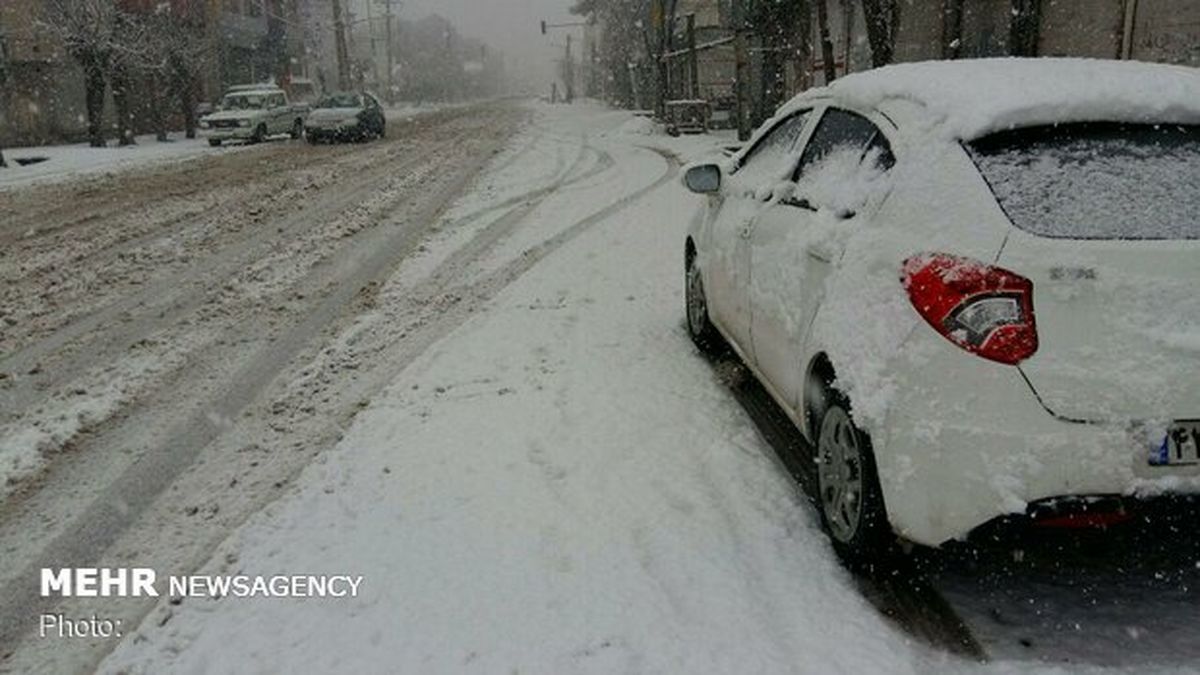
43, 0, 121, 147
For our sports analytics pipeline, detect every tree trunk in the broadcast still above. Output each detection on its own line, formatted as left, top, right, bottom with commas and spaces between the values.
794, 1, 814, 91
152, 73, 169, 142
1010, 0, 1041, 56
180, 73, 197, 139
941, 0, 965, 59
816, 0, 838, 83
861, 0, 897, 67
111, 60, 135, 146
83, 55, 108, 148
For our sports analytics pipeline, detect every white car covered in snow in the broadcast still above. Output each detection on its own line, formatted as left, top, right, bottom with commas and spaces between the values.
682, 58, 1200, 564
199, 87, 308, 146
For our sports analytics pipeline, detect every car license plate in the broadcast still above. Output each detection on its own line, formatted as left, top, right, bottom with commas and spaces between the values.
1149, 421, 1200, 466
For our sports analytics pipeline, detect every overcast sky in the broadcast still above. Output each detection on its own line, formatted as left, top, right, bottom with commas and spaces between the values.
353, 0, 583, 92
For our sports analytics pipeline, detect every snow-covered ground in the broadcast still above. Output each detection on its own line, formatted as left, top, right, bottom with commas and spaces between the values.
0, 134, 247, 191
0, 102, 449, 191
8, 100, 1185, 674
100, 103, 950, 674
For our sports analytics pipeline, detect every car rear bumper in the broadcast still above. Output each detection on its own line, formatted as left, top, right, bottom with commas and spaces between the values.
205, 128, 255, 141
305, 123, 361, 139
878, 331, 1200, 546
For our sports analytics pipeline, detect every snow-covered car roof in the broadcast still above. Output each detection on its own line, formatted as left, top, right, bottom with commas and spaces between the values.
779, 58, 1200, 140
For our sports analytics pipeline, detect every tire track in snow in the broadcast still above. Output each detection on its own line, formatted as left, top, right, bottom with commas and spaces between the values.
0, 107, 528, 660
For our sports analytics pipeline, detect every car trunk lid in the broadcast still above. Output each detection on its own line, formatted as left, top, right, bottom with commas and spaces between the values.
973, 122, 1200, 422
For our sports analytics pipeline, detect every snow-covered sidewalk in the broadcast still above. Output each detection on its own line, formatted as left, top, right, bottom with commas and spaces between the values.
0, 133, 243, 191
101, 105, 951, 674
0, 103, 451, 191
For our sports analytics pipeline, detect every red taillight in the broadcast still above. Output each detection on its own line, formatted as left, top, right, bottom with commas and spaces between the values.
901, 253, 1038, 365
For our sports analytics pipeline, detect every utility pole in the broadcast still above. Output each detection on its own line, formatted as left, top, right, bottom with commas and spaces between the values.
366, 0, 379, 88
539, 17, 590, 104
731, 0, 751, 140
331, 0, 351, 90
381, 0, 400, 104
686, 13, 699, 99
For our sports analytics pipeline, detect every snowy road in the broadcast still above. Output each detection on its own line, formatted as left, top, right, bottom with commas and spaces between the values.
3, 101, 1197, 674
0, 101, 655, 671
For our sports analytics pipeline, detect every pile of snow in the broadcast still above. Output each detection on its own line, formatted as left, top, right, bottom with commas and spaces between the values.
0, 135, 243, 191
617, 116, 658, 136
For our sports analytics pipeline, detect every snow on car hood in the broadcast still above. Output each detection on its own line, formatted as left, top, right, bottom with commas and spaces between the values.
775, 58, 1200, 141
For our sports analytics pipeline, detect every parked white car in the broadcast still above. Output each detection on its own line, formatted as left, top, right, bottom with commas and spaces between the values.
682, 58, 1200, 565
199, 87, 308, 146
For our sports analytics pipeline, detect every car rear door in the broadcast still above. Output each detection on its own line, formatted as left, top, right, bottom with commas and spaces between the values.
748, 108, 896, 409
975, 123, 1200, 429
706, 110, 813, 360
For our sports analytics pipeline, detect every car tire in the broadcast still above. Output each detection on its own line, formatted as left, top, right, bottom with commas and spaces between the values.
290, 119, 303, 140
814, 394, 894, 569
684, 246, 722, 355
307, 134, 319, 145
252, 124, 266, 144
208, 139, 222, 147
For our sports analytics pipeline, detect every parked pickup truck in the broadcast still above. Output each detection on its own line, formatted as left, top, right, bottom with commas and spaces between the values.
199, 86, 309, 146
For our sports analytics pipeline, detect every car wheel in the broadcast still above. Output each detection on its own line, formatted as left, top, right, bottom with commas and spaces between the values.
290, 119, 303, 139
684, 246, 721, 355
252, 124, 267, 144
208, 139, 222, 147
307, 133, 319, 145
815, 396, 893, 568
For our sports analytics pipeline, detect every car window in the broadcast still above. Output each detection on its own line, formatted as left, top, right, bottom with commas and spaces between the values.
793, 108, 893, 180
969, 123, 1200, 239
791, 108, 895, 213
735, 110, 811, 185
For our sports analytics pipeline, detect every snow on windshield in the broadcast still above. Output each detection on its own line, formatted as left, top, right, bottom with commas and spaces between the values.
969, 123, 1200, 240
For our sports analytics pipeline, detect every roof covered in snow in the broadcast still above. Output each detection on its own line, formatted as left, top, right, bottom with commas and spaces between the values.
785, 58, 1200, 140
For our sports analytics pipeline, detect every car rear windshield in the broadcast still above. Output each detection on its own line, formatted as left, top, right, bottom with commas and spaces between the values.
968, 123, 1200, 239
318, 94, 363, 108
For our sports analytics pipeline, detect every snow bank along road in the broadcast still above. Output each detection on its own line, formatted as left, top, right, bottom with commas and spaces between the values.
0, 101, 676, 672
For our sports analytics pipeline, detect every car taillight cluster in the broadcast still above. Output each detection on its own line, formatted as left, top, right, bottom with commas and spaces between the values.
901, 253, 1038, 365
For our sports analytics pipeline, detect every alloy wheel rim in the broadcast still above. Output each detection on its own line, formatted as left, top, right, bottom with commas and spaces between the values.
818, 406, 865, 543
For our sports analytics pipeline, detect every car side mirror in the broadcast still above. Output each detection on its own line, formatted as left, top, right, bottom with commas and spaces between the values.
683, 164, 721, 195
